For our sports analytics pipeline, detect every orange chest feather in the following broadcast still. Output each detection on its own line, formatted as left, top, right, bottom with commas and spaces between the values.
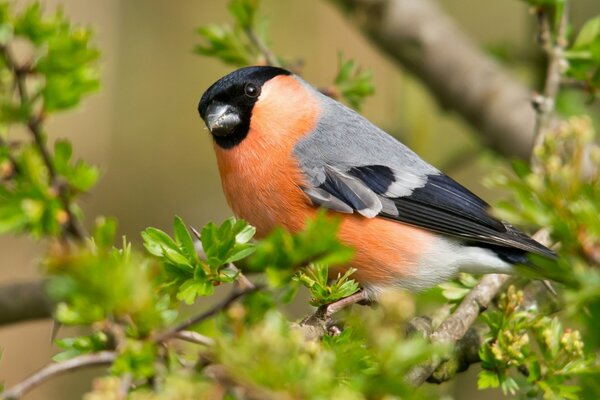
213, 75, 320, 236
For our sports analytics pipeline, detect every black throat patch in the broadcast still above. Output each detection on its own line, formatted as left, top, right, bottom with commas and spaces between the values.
198, 66, 291, 149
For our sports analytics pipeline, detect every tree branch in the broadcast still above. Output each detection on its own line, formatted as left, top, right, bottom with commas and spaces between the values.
154, 286, 260, 343
0, 351, 117, 400
172, 330, 215, 346
0, 281, 53, 326
532, 1, 569, 152
298, 290, 368, 340
406, 273, 510, 385
328, 0, 539, 159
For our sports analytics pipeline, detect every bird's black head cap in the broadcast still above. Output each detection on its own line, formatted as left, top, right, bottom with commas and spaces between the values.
198, 66, 291, 149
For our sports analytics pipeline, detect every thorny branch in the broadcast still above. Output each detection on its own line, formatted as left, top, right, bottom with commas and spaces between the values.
0, 352, 117, 400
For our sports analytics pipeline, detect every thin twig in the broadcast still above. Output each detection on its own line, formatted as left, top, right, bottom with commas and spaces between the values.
117, 373, 132, 400
173, 330, 216, 346
298, 290, 368, 340
0, 351, 117, 400
244, 27, 280, 67
532, 1, 569, 152
154, 286, 260, 343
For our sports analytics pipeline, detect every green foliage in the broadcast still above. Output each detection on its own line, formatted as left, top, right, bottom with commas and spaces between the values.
142, 216, 255, 304
53, 140, 99, 192
215, 304, 443, 399
5, 2, 99, 112
439, 272, 478, 303
478, 286, 598, 398
195, 0, 272, 66
46, 222, 174, 336
0, 144, 64, 236
490, 116, 599, 278
295, 264, 359, 307
53, 332, 110, 362
333, 55, 375, 111
0, 1, 99, 238
2, 1, 600, 399
565, 15, 600, 97
195, 0, 374, 111
111, 340, 158, 379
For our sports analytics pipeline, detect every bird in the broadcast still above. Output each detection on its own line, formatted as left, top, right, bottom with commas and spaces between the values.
197, 65, 555, 298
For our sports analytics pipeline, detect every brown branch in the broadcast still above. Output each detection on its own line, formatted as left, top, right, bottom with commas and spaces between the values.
328, 0, 539, 159
0, 281, 53, 326
297, 290, 369, 340
406, 273, 510, 385
0, 351, 117, 400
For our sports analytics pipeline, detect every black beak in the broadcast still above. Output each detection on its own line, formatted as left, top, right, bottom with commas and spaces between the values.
204, 103, 241, 137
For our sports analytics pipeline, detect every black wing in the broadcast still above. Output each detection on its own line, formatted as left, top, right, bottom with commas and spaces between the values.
304, 165, 555, 259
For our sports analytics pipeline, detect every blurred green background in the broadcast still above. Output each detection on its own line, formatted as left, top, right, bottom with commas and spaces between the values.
0, 0, 598, 398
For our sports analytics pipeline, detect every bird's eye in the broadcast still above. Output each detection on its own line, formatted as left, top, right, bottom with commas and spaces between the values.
244, 82, 260, 98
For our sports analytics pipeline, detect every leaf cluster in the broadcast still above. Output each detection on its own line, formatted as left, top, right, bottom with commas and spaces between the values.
478, 286, 598, 398
194, 0, 375, 110
565, 16, 600, 98
333, 55, 375, 111
143, 216, 255, 304
0, 1, 99, 238
194, 0, 271, 66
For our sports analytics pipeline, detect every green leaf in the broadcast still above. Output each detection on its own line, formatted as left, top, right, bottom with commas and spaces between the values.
228, 0, 260, 29
334, 54, 375, 111
68, 161, 99, 192
53, 331, 109, 362
195, 25, 253, 67
53, 139, 72, 172
201, 218, 256, 268
93, 216, 117, 249
173, 216, 198, 263
111, 340, 157, 379
142, 227, 180, 258
478, 369, 500, 389
573, 15, 600, 49
176, 279, 215, 304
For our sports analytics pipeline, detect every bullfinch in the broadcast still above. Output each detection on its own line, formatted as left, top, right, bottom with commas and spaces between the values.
197, 66, 555, 297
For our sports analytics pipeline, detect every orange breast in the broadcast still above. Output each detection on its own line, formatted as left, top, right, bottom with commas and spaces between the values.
214, 75, 318, 237
213, 75, 434, 285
